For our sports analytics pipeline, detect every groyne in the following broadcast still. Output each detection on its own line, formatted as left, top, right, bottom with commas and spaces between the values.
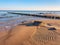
8, 12, 60, 19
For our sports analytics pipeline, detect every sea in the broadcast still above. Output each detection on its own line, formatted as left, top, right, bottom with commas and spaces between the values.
0, 10, 60, 31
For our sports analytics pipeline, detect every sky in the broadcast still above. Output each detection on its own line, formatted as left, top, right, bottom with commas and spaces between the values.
0, 0, 60, 10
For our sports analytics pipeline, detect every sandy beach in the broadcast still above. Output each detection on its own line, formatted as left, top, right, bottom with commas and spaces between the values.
0, 20, 60, 45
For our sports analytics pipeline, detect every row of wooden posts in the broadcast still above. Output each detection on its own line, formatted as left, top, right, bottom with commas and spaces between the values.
9, 12, 60, 19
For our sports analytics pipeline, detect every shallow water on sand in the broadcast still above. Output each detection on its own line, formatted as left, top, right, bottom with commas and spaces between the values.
0, 10, 60, 31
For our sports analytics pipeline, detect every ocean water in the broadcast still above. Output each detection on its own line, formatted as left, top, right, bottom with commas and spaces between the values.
0, 10, 60, 31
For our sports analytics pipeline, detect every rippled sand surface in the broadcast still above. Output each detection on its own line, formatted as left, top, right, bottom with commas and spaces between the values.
0, 20, 60, 45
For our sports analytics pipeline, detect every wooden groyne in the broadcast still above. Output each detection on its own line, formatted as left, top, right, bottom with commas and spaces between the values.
8, 12, 60, 19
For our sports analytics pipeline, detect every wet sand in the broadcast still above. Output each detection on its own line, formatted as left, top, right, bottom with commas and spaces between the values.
0, 20, 60, 45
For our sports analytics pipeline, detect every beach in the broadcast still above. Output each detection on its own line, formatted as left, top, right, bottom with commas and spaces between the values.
0, 0, 60, 44
0, 19, 60, 45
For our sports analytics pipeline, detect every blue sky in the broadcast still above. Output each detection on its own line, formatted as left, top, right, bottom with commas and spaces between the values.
0, 0, 60, 10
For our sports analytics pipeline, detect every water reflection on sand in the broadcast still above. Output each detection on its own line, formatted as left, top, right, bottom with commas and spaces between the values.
0, 14, 49, 31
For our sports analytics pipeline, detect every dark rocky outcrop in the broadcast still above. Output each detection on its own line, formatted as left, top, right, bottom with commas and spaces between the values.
48, 27, 56, 30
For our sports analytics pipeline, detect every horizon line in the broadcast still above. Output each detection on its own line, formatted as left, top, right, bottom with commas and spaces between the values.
0, 9, 60, 11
